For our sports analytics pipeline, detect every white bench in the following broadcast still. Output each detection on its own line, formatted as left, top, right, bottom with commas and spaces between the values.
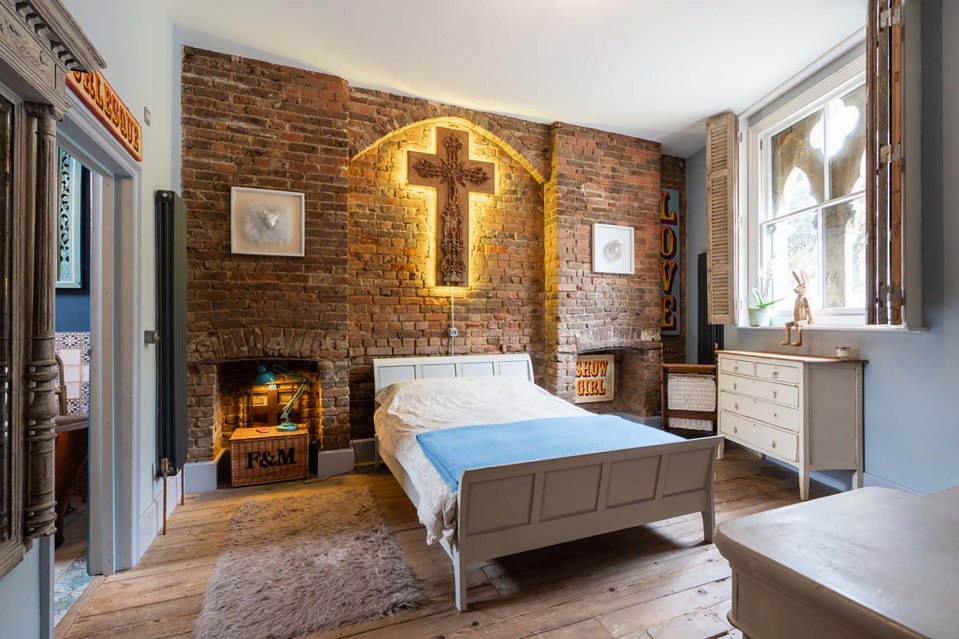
715, 486, 959, 639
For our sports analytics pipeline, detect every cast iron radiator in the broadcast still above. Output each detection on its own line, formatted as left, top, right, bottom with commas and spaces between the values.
155, 190, 188, 474
698, 252, 724, 365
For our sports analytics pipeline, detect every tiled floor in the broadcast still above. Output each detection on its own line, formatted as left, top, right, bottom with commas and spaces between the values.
54, 501, 92, 627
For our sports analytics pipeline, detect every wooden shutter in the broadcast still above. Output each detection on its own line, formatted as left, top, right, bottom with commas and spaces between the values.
705, 111, 737, 325
867, 0, 904, 324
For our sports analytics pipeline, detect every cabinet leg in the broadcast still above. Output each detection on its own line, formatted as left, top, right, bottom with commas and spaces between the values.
716, 437, 725, 461
800, 468, 810, 501
852, 469, 863, 489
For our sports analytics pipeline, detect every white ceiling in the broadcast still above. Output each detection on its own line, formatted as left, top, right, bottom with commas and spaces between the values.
170, 0, 865, 157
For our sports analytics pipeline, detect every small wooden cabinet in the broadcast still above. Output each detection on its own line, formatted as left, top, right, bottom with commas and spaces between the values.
717, 350, 864, 499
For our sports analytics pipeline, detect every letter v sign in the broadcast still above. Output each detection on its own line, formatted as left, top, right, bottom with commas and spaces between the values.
659, 261, 678, 295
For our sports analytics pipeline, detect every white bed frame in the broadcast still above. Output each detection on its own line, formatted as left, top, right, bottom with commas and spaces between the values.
372, 354, 722, 611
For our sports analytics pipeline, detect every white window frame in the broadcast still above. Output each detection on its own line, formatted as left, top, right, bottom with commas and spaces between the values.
740, 55, 867, 328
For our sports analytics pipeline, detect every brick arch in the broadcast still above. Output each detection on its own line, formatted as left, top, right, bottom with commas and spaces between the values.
188, 327, 349, 364
350, 111, 549, 184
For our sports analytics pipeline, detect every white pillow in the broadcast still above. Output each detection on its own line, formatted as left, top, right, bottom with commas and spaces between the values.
374, 375, 533, 407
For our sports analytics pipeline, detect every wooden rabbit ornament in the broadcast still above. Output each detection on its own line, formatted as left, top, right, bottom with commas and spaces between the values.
782, 270, 813, 347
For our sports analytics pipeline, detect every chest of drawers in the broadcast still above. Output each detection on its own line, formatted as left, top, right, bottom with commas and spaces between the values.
717, 351, 864, 500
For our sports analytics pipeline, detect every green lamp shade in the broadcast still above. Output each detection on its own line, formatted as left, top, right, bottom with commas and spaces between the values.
255, 365, 276, 385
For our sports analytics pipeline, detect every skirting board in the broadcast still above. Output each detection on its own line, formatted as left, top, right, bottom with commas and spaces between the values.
352, 437, 376, 465
863, 472, 923, 494
317, 447, 355, 478
183, 449, 226, 494
137, 473, 181, 562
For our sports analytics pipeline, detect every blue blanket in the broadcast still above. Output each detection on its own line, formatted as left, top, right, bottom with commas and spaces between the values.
416, 415, 684, 492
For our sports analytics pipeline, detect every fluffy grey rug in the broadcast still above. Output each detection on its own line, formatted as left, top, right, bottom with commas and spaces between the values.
195, 486, 422, 639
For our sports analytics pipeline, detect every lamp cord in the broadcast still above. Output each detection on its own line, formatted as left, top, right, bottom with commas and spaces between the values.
449, 286, 455, 356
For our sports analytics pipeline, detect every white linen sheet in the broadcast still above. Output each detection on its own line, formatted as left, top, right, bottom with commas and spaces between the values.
374, 376, 590, 545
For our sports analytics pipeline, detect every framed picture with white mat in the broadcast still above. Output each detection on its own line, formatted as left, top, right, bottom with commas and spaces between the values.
231, 186, 305, 256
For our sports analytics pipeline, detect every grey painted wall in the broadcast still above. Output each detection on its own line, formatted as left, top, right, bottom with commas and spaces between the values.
686, 0, 956, 494
0, 545, 41, 637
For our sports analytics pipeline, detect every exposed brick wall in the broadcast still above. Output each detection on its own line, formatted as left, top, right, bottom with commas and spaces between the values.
348, 121, 546, 438
660, 154, 687, 364
545, 123, 663, 417
181, 47, 680, 459
180, 47, 351, 460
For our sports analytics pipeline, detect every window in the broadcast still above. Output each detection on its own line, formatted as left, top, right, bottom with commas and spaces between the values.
706, 0, 919, 330
751, 72, 868, 324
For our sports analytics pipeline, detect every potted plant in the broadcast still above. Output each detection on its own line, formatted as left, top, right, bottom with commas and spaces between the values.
745, 286, 783, 327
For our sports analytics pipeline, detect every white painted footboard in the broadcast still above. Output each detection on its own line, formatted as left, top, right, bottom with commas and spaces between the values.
450, 435, 722, 611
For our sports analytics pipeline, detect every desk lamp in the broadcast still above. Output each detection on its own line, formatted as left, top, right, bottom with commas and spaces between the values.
254, 364, 309, 432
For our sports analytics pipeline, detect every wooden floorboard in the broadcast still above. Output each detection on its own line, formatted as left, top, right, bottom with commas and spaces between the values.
60, 444, 836, 639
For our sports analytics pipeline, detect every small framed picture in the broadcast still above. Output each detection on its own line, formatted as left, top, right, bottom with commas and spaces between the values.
592, 223, 634, 274
231, 187, 305, 256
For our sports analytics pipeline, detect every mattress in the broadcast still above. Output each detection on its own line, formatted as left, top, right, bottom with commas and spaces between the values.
374, 376, 589, 544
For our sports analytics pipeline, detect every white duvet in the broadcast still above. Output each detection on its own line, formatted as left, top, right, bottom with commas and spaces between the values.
374, 376, 590, 545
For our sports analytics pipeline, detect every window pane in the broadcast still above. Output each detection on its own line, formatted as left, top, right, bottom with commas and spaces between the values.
770, 110, 825, 218
762, 212, 820, 309
822, 197, 866, 309
828, 85, 867, 199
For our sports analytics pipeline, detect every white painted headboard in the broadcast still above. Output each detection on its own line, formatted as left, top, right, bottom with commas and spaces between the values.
372, 354, 534, 394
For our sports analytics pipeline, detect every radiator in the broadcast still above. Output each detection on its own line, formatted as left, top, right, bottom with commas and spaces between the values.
697, 252, 724, 365
155, 190, 188, 474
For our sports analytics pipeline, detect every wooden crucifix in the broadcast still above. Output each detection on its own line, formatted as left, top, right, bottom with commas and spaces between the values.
408, 127, 495, 286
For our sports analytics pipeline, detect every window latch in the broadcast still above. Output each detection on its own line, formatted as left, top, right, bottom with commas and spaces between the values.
880, 6, 901, 28
880, 144, 902, 164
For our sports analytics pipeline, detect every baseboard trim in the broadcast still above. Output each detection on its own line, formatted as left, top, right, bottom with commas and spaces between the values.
317, 447, 354, 478
137, 473, 181, 560
183, 450, 225, 494
863, 472, 923, 494
352, 437, 376, 465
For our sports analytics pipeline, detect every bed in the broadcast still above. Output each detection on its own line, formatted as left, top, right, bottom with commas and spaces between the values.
373, 354, 722, 611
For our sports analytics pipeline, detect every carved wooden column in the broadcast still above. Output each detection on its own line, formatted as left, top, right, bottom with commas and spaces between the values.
24, 104, 58, 540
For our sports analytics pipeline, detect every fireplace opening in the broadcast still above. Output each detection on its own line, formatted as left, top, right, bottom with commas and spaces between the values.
573, 346, 660, 419
215, 359, 323, 463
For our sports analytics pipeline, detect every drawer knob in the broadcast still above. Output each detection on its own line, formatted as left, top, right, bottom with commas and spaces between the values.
734, 402, 739, 410
733, 426, 738, 434
772, 370, 779, 378
773, 413, 779, 419
734, 366, 739, 372
771, 441, 777, 449
733, 383, 738, 391
772, 390, 778, 399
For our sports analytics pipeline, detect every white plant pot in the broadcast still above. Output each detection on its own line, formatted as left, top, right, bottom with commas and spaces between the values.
747, 307, 772, 327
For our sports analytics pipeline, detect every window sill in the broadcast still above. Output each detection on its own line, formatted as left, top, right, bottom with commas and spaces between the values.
734, 324, 927, 333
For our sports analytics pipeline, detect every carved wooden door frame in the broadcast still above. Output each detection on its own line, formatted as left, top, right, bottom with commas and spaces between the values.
0, 0, 103, 580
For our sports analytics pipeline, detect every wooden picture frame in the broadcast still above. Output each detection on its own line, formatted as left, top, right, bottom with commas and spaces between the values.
592, 223, 635, 274
230, 187, 305, 257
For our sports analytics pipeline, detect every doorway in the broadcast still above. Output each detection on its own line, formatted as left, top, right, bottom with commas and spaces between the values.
50, 88, 144, 631
51, 148, 94, 624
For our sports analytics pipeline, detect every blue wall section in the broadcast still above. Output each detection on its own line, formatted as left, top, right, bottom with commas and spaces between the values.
55, 292, 91, 332
687, 1, 958, 494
